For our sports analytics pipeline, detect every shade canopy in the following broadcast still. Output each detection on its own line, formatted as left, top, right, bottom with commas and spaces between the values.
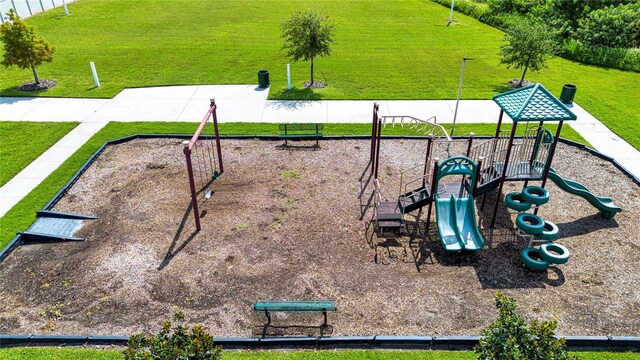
493, 83, 577, 122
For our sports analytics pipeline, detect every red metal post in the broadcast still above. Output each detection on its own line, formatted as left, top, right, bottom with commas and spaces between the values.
210, 99, 224, 175
374, 117, 383, 180
370, 103, 379, 172
183, 141, 201, 231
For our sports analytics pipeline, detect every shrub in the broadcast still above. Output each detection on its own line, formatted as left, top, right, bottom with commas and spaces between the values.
431, 0, 486, 20
486, 0, 543, 16
122, 311, 221, 360
475, 292, 576, 360
562, 40, 640, 72
576, 3, 640, 48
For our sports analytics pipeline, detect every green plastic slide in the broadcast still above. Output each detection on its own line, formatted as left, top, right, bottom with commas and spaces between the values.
547, 168, 621, 219
435, 194, 485, 252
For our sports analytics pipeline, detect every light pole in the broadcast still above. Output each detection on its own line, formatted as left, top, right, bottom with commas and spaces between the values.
451, 57, 474, 136
447, 0, 455, 26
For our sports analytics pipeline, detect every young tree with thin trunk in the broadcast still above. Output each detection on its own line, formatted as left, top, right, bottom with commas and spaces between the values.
281, 9, 334, 87
499, 18, 557, 87
0, 9, 55, 85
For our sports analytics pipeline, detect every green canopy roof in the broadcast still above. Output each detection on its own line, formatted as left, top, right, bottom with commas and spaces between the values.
492, 83, 577, 122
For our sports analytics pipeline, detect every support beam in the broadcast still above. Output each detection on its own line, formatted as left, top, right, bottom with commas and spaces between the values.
211, 99, 224, 175
495, 109, 504, 138
490, 122, 518, 228
374, 118, 383, 180
535, 121, 564, 215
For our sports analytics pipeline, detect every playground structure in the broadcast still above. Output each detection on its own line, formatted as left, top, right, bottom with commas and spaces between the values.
368, 83, 621, 264
183, 99, 224, 231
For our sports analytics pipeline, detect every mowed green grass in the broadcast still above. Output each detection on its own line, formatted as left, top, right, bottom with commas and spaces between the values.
0, 0, 637, 148
0, 348, 638, 360
0, 121, 587, 250
0, 122, 78, 187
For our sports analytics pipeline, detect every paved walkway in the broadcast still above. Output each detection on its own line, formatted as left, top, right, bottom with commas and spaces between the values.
1, 85, 638, 217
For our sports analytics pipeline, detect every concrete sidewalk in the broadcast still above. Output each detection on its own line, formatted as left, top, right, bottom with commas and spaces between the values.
1, 85, 638, 218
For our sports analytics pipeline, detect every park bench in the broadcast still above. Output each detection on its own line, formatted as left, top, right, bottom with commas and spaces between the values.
254, 300, 336, 327
278, 123, 323, 147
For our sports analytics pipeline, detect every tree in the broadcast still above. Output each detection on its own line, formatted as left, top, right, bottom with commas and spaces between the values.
281, 9, 334, 87
0, 9, 55, 85
499, 18, 557, 87
475, 292, 576, 360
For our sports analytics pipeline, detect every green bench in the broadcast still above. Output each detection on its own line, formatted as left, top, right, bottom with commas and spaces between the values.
254, 300, 336, 327
278, 123, 323, 147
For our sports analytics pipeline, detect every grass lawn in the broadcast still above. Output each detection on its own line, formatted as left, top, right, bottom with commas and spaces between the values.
0, 122, 78, 187
0, 348, 638, 360
0, 121, 587, 250
0, 1, 637, 149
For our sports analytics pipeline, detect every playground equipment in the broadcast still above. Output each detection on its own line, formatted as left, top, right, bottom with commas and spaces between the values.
183, 100, 224, 231
366, 83, 621, 256
506, 185, 570, 270
547, 168, 621, 219
431, 156, 485, 251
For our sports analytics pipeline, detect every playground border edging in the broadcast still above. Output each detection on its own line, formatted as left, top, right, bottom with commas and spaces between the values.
1, 334, 639, 351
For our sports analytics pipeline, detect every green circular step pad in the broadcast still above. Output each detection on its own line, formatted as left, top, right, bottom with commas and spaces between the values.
521, 186, 550, 206
535, 220, 559, 241
505, 192, 531, 212
540, 242, 571, 264
520, 247, 550, 271
516, 213, 545, 235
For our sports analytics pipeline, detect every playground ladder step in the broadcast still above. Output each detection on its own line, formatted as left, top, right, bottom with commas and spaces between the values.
398, 186, 432, 213
376, 201, 404, 229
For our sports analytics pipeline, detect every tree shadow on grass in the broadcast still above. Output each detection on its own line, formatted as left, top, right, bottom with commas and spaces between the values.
271, 87, 323, 100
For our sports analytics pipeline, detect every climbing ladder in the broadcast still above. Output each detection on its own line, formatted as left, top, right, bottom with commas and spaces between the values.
380, 115, 451, 140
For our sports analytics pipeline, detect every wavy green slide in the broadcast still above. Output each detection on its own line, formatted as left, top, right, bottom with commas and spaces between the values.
435, 194, 485, 252
547, 168, 621, 219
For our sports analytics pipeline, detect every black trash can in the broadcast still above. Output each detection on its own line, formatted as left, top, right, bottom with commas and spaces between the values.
560, 84, 577, 105
258, 70, 270, 88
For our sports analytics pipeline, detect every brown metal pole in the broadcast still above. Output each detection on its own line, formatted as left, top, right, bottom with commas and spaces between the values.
374, 118, 383, 180
540, 121, 563, 189
490, 122, 518, 228
495, 110, 504, 138
534, 121, 564, 216
466, 132, 475, 157
422, 135, 433, 188
370, 103, 379, 166
425, 159, 440, 235
210, 100, 224, 175
183, 142, 201, 231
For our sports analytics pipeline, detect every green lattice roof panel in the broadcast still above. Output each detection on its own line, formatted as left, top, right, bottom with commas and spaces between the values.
493, 83, 577, 122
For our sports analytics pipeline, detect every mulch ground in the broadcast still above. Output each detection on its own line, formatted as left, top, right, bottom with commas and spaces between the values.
0, 138, 638, 337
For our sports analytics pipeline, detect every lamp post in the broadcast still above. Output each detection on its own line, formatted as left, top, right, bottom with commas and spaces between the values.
451, 57, 474, 136
447, 0, 455, 26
